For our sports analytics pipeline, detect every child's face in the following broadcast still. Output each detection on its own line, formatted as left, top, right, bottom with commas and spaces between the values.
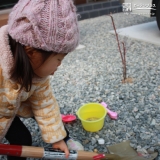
28, 50, 66, 78
36, 53, 66, 78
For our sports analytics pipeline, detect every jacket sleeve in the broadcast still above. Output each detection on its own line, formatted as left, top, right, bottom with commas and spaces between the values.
28, 77, 67, 143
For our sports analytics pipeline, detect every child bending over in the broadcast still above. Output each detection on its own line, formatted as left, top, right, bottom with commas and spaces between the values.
0, 0, 83, 159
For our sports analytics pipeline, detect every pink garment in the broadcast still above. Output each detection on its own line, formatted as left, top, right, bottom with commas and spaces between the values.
8, 0, 79, 53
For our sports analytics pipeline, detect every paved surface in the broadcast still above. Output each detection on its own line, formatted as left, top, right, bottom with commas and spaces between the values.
109, 21, 160, 46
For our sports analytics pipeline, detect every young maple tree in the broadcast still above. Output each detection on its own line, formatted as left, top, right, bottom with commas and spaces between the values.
109, 14, 127, 82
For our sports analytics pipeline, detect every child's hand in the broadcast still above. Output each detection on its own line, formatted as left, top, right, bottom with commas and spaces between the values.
52, 140, 69, 158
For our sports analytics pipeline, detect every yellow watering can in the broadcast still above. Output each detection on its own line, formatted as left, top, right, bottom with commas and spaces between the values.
76, 103, 107, 132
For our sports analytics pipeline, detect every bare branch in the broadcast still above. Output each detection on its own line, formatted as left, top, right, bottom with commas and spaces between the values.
109, 14, 127, 81
109, 14, 124, 64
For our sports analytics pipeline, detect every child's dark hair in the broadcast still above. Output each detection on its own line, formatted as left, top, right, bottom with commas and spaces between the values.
9, 35, 53, 92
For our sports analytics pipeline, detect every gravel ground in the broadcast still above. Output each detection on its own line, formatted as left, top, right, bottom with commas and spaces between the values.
1, 12, 160, 159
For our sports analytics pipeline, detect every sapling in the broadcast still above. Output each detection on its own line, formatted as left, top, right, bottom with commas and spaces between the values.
109, 14, 133, 83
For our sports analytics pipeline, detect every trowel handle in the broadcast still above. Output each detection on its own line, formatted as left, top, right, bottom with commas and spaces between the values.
0, 144, 98, 160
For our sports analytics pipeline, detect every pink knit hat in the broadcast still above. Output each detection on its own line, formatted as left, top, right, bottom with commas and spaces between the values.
8, 0, 79, 53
